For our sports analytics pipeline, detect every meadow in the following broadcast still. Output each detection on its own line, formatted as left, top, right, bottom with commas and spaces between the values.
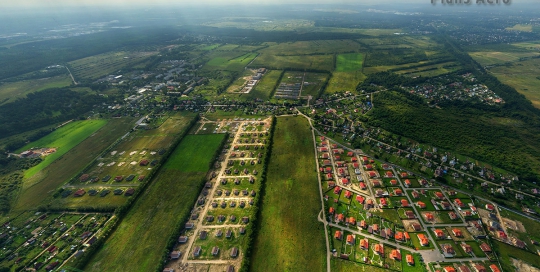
249, 116, 326, 272
17, 120, 108, 179
13, 118, 135, 212
250, 54, 334, 71
203, 52, 258, 71
0, 75, 72, 105
259, 40, 363, 56
488, 59, 540, 109
85, 133, 225, 272
336, 53, 364, 72
326, 72, 365, 94
68, 51, 157, 80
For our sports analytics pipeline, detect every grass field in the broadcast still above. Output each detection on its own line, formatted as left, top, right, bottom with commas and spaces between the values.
13, 118, 135, 212
0, 75, 72, 105
489, 59, 540, 109
506, 24, 533, 32
259, 40, 363, 56
326, 71, 365, 93
17, 120, 108, 179
249, 116, 326, 272
331, 259, 390, 272
203, 52, 258, 71
68, 51, 157, 80
85, 133, 224, 272
336, 53, 364, 72
250, 54, 334, 72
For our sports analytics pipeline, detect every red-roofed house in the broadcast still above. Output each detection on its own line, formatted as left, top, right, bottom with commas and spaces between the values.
406, 254, 414, 265
404, 179, 412, 186
434, 229, 445, 239
461, 243, 472, 254
480, 243, 491, 253
380, 198, 388, 207
344, 190, 352, 199
401, 199, 409, 207
412, 191, 419, 199
444, 267, 456, 272
404, 232, 410, 240
390, 179, 398, 186
359, 182, 367, 190
360, 238, 369, 249
424, 212, 435, 221
417, 201, 426, 209
452, 228, 463, 237
336, 214, 344, 223
390, 249, 401, 260
348, 217, 356, 225
329, 207, 335, 215
342, 178, 349, 185
334, 187, 342, 194
334, 231, 343, 240
486, 204, 495, 211
365, 164, 373, 170
356, 195, 365, 204
374, 244, 384, 256
394, 188, 403, 195
346, 235, 355, 245
385, 171, 394, 177
489, 265, 501, 272
474, 264, 486, 272
418, 234, 429, 246
435, 192, 444, 199
368, 171, 377, 178
395, 231, 404, 241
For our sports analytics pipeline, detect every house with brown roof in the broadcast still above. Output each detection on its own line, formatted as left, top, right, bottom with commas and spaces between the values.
424, 212, 435, 221
366, 199, 374, 208
480, 242, 491, 253
212, 246, 220, 256
336, 214, 345, 223
449, 212, 458, 220
473, 264, 486, 272
390, 179, 398, 186
193, 246, 202, 257
178, 236, 188, 243
405, 210, 415, 219
395, 188, 403, 196
401, 199, 409, 207
461, 243, 472, 254
458, 265, 471, 272
435, 192, 444, 200
170, 251, 181, 259
442, 244, 455, 255
348, 217, 356, 225
385, 171, 394, 177
374, 244, 384, 256
412, 191, 420, 199
452, 228, 463, 237
359, 220, 367, 229
230, 247, 239, 258
412, 223, 422, 231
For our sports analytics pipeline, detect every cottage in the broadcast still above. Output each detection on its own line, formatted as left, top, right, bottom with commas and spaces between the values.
404, 179, 412, 187
412, 191, 419, 199
346, 235, 355, 245
170, 251, 181, 259
390, 179, 398, 186
449, 212, 458, 220
230, 247, 239, 258
474, 264, 486, 272
458, 265, 471, 272
226, 229, 233, 238
212, 246, 220, 256
452, 228, 463, 237
344, 190, 352, 199
489, 265, 501, 272
406, 254, 414, 265
178, 236, 188, 243
424, 213, 435, 221
461, 243, 472, 254
444, 267, 456, 272
395, 231, 404, 241
199, 231, 208, 240
485, 204, 495, 211
442, 244, 455, 255
405, 210, 415, 219
374, 244, 384, 256
412, 223, 422, 231
341, 178, 349, 185
417, 234, 429, 246
356, 195, 365, 204
74, 189, 86, 197
401, 199, 409, 207
359, 182, 367, 190
480, 242, 491, 252
334, 230, 343, 240
390, 249, 401, 260
360, 238, 369, 249
435, 192, 444, 199
193, 246, 202, 257
417, 201, 426, 209
394, 188, 403, 195
434, 229, 445, 239
380, 198, 388, 207
372, 180, 381, 187
359, 220, 367, 229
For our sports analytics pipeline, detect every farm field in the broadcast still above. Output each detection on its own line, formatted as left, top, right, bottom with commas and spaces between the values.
326, 71, 366, 93
68, 51, 157, 80
17, 120, 108, 179
259, 40, 363, 56
0, 75, 72, 105
13, 118, 135, 212
249, 116, 325, 272
203, 52, 258, 71
488, 58, 540, 109
250, 54, 334, 71
336, 53, 364, 72
85, 133, 225, 272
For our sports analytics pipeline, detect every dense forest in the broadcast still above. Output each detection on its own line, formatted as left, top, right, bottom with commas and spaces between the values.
0, 88, 106, 142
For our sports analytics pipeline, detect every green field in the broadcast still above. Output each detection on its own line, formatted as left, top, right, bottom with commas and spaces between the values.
250, 54, 334, 71
0, 75, 72, 105
249, 116, 326, 271
17, 120, 108, 179
203, 52, 258, 71
85, 133, 224, 272
489, 59, 540, 109
13, 118, 135, 212
259, 40, 363, 56
331, 259, 390, 272
336, 53, 364, 72
68, 51, 157, 80
326, 71, 366, 93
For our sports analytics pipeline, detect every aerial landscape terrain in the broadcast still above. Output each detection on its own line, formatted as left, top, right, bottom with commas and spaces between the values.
1, 0, 540, 271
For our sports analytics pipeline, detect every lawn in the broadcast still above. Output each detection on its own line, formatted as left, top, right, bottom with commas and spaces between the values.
489, 58, 540, 109
0, 75, 72, 105
85, 133, 225, 272
336, 53, 364, 72
13, 118, 135, 212
17, 120, 108, 179
249, 116, 326, 272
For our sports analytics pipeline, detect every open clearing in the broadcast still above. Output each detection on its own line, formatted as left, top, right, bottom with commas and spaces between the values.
336, 53, 364, 72
249, 116, 325, 272
326, 71, 365, 93
0, 75, 72, 105
17, 120, 108, 179
489, 59, 540, 109
13, 118, 135, 212
250, 54, 334, 72
203, 52, 258, 71
239, 70, 282, 101
68, 51, 157, 80
86, 133, 224, 272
